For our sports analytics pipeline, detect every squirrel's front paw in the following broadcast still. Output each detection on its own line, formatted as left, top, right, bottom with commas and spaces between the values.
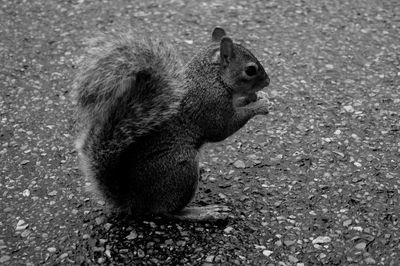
253, 98, 271, 115
233, 93, 258, 107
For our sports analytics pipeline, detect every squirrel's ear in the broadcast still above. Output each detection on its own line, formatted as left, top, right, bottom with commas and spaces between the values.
211, 27, 226, 42
220, 37, 234, 67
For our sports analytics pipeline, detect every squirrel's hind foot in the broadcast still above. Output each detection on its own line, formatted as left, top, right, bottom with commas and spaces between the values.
164, 205, 231, 222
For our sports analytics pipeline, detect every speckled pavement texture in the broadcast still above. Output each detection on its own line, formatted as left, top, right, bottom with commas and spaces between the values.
1, 0, 399, 265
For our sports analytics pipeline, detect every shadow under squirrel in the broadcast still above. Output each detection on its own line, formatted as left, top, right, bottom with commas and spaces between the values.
73, 27, 270, 221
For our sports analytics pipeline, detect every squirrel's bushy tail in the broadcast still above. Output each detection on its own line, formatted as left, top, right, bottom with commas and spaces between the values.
73, 31, 185, 204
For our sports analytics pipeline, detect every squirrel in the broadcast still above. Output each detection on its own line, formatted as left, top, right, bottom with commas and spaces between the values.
73, 27, 270, 221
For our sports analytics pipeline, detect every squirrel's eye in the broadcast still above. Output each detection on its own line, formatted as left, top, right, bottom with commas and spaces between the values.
245, 65, 257, 77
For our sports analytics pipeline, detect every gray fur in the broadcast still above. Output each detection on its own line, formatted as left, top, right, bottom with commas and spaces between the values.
73, 28, 270, 216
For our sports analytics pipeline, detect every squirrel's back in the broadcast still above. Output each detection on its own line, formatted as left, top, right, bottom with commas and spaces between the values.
73, 31, 186, 205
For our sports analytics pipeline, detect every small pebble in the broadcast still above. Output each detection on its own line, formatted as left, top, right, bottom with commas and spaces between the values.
176, 240, 186, 246
343, 105, 354, 112
205, 255, 215, 262
343, 219, 352, 227
233, 160, 246, 169
59, 253, 68, 260
137, 249, 145, 258
312, 236, 331, 244
22, 189, 30, 197
355, 242, 366, 250
288, 255, 298, 263
262, 250, 273, 257
224, 226, 234, 234
95, 217, 104, 225
126, 231, 137, 240
21, 230, 30, 237
48, 190, 57, 196
284, 240, 296, 246
16, 220, 29, 231
365, 257, 376, 264
104, 223, 112, 231
105, 249, 112, 258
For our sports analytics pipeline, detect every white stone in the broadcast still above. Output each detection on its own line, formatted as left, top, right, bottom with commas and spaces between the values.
126, 231, 137, 240
312, 236, 331, 244
223, 226, 234, 234
233, 160, 246, 169
262, 250, 273, 257
343, 105, 354, 112
205, 255, 215, 262
16, 220, 28, 231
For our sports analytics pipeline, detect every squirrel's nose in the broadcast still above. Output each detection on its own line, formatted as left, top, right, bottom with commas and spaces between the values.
263, 73, 270, 87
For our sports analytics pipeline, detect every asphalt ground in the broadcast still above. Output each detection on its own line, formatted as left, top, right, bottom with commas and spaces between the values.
1, 0, 399, 265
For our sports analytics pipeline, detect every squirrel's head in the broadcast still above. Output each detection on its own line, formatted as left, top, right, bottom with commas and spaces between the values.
211, 27, 270, 94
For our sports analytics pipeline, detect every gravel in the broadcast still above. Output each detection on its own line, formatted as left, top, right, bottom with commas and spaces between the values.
1, 0, 399, 265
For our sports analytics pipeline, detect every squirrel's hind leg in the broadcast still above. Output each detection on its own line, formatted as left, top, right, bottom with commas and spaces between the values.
164, 205, 231, 222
